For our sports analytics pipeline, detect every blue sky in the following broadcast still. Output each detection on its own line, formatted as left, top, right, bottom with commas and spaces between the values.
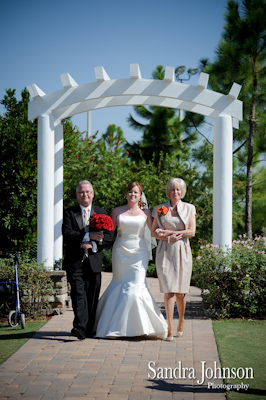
0, 0, 229, 143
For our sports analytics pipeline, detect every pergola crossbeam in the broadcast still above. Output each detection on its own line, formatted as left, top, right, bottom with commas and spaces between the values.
229, 82, 242, 99
130, 64, 142, 79
164, 66, 175, 82
60, 73, 78, 89
94, 66, 110, 82
28, 84, 46, 100
197, 72, 209, 89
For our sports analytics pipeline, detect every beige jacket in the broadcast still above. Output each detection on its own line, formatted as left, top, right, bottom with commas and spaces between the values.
153, 200, 196, 229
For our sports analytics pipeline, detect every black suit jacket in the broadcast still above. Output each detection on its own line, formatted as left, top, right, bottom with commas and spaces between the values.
62, 204, 114, 274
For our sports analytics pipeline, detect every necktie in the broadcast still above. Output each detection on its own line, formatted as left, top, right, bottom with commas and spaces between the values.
83, 208, 90, 259
83, 208, 89, 231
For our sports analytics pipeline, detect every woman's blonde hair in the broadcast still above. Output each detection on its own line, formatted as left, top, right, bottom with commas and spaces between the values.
166, 178, 186, 199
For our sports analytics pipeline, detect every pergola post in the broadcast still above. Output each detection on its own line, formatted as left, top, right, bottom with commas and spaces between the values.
37, 115, 54, 269
54, 122, 64, 264
213, 114, 233, 249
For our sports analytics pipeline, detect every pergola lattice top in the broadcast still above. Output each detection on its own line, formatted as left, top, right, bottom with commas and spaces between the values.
28, 64, 242, 127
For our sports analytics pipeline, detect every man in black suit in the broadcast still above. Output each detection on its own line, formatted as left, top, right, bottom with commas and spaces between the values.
62, 180, 113, 339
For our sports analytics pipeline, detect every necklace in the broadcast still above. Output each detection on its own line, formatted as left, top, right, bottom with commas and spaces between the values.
127, 203, 139, 215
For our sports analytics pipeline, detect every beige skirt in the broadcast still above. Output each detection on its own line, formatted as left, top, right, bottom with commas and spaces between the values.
155, 238, 192, 293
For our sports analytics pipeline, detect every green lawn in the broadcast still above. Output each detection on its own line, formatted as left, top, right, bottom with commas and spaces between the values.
0, 320, 47, 365
213, 320, 266, 400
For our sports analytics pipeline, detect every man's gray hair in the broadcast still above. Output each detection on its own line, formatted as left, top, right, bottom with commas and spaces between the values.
76, 180, 93, 193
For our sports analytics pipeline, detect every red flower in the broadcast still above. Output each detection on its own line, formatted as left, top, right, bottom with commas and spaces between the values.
157, 206, 168, 216
89, 158, 95, 162
126, 151, 129, 154
90, 214, 114, 232
90, 214, 114, 244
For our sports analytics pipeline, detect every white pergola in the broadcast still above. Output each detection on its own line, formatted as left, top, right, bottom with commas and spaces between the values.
27, 64, 242, 269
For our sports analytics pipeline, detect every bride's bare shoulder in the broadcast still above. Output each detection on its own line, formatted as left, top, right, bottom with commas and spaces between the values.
111, 205, 127, 218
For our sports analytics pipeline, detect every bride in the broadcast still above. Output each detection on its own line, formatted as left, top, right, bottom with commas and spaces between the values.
94, 181, 167, 339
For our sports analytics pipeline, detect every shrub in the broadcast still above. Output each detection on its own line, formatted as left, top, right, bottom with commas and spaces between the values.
0, 256, 54, 319
102, 249, 112, 272
147, 262, 157, 278
192, 234, 266, 319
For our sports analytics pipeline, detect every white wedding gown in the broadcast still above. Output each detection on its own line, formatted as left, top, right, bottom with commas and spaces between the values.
95, 214, 168, 338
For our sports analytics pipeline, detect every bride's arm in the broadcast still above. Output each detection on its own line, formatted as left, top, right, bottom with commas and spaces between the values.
111, 208, 120, 230
151, 217, 166, 240
144, 209, 153, 231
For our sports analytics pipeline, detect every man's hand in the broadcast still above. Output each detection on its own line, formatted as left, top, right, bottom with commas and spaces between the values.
80, 241, 93, 250
89, 231, 104, 242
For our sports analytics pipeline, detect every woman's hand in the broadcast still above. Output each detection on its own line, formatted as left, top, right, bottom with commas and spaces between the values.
168, 233, 183, 242
155, 228, 176, 238
155, 228, 169, 237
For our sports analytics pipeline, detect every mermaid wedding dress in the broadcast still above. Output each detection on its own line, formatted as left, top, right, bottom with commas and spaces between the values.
95, 214, 167, 338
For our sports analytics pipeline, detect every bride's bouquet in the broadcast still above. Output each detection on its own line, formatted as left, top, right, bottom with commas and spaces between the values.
90, 214, 114, 245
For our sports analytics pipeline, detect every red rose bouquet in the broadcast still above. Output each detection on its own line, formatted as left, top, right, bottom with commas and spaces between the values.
90, 214, 114, 244
157, 206, 168, 217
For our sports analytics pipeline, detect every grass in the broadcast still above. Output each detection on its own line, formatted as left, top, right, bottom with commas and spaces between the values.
213, 320, 266, 400
0, 319, 47, 365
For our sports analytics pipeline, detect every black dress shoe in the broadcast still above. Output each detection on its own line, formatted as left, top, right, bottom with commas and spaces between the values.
71, 328, 85, 340
86, 331, 96, 338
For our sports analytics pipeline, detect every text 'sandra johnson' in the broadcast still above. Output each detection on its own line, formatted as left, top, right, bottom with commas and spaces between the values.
148, 361, 254, 385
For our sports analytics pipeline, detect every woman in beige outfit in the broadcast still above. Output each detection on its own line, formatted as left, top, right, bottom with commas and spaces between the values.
151, 178, 196, 341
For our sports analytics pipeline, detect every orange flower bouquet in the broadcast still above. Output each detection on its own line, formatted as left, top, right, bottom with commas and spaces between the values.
157, 206, 168, 217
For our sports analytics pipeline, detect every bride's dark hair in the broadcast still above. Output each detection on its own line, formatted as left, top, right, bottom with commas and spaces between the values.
121, 181, 146, 209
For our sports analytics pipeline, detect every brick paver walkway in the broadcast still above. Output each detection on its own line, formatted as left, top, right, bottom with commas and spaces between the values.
0, 273, 225, 400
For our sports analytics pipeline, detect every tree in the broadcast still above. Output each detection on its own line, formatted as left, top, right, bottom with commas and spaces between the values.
62, 123, 131, 212
101, 124, 126, 153
251, 167, 266, 235
125, 65, 200, 170
62, 118, 88, 206
200, 0, 266, 237
0, 89, 38, 255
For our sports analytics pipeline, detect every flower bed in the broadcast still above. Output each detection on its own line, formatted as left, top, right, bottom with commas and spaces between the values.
192, 234, 266, 319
